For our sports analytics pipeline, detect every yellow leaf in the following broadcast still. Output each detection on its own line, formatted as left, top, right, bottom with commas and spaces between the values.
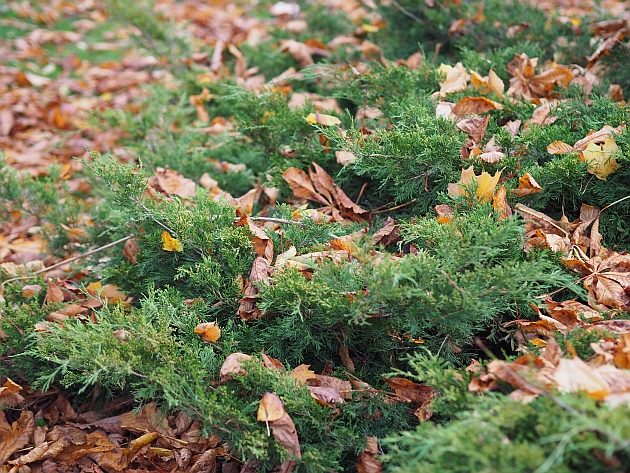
194, 322, 221, 343
305, 112, 341, 126
161, 231, 183, 252
257, 392, 286, 422
476, 170, 502, 203
581, 137, 620, 180
447, 166, 501, 203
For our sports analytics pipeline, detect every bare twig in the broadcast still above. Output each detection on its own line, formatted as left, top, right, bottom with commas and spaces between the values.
250, 217, 305, 226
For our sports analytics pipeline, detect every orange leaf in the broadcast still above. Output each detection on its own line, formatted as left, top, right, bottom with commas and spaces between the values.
161, 231, 183, 252
194, 322, 221, 343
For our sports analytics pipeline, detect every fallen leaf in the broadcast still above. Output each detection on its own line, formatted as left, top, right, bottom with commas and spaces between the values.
257, 392, 286, 422
149, 168, 196, 199
357, 436, 381, 473
161, 231, 183, 252
507, 54, 573, 100
305, 112, 341, 126
581, 136, 620, 180
512, 173, 543, 197
452, 96, 503, 116
438, 62, 470, 96
492, 186, 512, 219
336, 150, 357, 166
448, 166, 502, 203
194, 322, 221, 343
554, 357, 610, 400
0, 410, 34, 464
290, 364, 317, 385
220, 353, 254, 384
470, 69, 504, 97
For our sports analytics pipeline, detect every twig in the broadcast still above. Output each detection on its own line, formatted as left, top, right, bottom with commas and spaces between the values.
372, 199, 418, 214
1, 235, 134, 287
356, 182, 368, 204
250, 217, 305, 226
389, 0, 423, 24
600, 194, 630, 214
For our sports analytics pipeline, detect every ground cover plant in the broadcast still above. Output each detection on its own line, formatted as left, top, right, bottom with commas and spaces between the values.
0, 0, 629, 472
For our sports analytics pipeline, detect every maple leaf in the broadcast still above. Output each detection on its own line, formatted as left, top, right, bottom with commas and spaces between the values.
161, 231, 183, 252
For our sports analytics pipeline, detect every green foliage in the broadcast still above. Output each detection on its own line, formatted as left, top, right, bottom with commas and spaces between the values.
386, 393, 630, 473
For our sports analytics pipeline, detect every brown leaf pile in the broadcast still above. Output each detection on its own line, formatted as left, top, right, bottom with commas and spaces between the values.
0, 393, 227, 473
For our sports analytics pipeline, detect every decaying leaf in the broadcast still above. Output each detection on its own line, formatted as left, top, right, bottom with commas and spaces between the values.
512, 173, 543, 197
283, 163, 367, 222
149, 168, 197, 199
470, 69, 505, 97
220, 353, 254, 382
507, 53, 573, 100
0, 410, 35, 464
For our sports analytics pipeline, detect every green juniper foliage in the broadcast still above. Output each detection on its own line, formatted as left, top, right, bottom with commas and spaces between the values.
1, 0, 629, 471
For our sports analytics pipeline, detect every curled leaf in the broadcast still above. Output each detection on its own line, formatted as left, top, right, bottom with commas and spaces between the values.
305, 112, 341, 126
194, 322, 221, 343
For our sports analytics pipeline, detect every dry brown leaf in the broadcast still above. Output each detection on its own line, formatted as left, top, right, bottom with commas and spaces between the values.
307, 386, 345, 406
385, 377, 435, 405
148, 168, 196, 199
336, 150, 357, 166
257, 392, 286, 422
438, 62, 470, 97
220, 353, 254, 382
123, 237, 139, 265
470, 69, 505, 97
0, 410, 35, 464
512, 173, 543, 197
310, 374, 352, 400
452, 96, 503, 116
357, 436, 381, 473
614, 334, 630, 369
290, 364, 317, 385
492, 186, 512, 219
238, 256, 270, 320
507, 53, 573, 100
456, 116, 489, 143
554, 357, 610, 400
